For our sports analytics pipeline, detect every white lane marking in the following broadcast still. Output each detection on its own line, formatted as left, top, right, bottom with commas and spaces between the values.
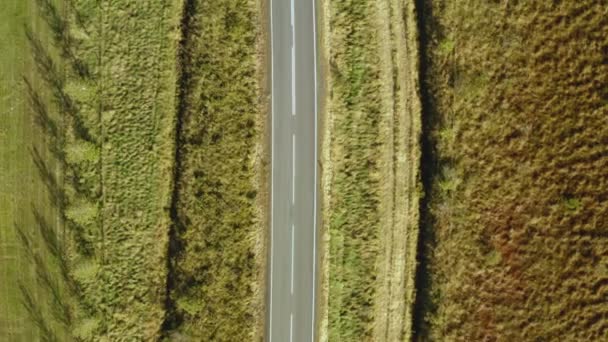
312, 0, 319, 339
291, 223, 295, 294
290, 313, 294, 342
290, 0, 294, 26
269, 0, 275, 339
291, 0, 296, 116
292, 133, 296, 204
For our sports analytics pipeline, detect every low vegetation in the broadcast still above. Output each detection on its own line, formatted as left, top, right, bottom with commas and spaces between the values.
0, 1, 66, 340
320, 0, 422, 340
11, 1, 606, 341
66, 0, 181, 339
163, 0, 267, 340
415, 1, 608, 340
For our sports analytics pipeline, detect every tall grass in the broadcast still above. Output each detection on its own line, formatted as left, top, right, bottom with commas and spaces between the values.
163, 0, 267, 340
65, 0, 182, 339
16, 0, 183, 339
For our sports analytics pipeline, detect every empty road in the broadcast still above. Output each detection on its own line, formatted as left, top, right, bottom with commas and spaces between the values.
267, 0, 319, 340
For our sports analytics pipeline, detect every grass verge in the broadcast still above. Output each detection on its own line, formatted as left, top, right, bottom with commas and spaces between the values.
320, 0, 422, 340
162, 0, 268, 340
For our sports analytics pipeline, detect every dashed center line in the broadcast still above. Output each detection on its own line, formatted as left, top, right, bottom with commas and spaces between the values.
291, 223, 295, 294
269, 0, 318, 340
291, 0, 296, 116
290, 313, 294, 342
292, 133, 296, 204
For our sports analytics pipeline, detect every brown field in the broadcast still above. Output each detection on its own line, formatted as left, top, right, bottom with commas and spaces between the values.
415, 1, 608, 340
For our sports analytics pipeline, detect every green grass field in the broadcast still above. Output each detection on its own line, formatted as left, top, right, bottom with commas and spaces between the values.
0, 2, 35, 339
64, 0, 182, 339
415, 1, 608, 340
0, 1, 68, 340
2, 0, 268, 340
1, 0, 182, 339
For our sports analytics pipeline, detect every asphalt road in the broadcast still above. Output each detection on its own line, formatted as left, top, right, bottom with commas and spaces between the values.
267, 0, 319, 340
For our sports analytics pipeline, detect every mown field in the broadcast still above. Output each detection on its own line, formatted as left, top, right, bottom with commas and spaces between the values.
320, 0, 422, 340
0, 0, 67, 340
0, 2, 33, 338
415, 1, 608, 340
163, 0, 267, 340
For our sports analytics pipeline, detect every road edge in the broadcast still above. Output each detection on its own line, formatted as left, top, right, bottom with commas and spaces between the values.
259, 0, 272, 340
317, 0, 331, 339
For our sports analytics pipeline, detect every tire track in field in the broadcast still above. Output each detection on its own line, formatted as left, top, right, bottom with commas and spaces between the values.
97, 0, 106, 265
385, 1, 422, 341
372, 0, 422, 340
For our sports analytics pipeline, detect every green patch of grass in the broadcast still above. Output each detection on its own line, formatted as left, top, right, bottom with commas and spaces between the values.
0, 1, 69, 340
437, 38, 454, 56
563, 197, 581, 212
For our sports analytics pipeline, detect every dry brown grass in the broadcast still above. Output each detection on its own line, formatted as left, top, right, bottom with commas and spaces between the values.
416, 1, 608, 340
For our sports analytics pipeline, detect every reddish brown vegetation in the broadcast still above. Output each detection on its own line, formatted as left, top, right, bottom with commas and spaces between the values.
417, 1, 608, 340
